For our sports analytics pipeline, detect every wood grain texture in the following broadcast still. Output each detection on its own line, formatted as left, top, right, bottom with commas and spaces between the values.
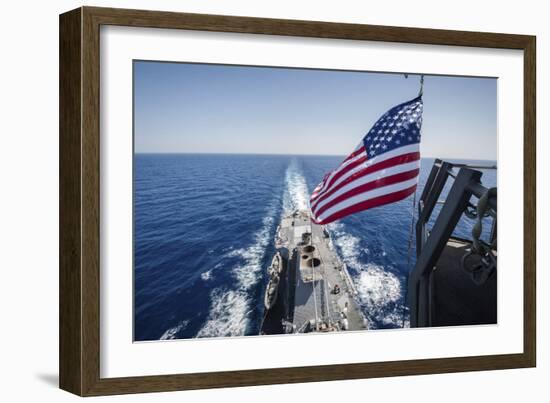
523, 38, 536, 367
59, 8, 82, 396
86, 6, 532, 49
81, 6, 102, 396
59, 6, 537, 396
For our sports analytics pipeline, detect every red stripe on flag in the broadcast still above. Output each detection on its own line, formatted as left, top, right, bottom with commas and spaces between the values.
310, 152, 420, 209
312, 168, 420, 217
310, 154, 368, 202
313, 184, 418, 225
343, 146, 366, 162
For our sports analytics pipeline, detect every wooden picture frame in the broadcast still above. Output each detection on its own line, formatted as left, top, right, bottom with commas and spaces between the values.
59, 6, 536, 396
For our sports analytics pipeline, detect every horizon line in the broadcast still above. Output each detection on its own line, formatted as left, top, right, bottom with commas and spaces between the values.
134, 151, 496, 162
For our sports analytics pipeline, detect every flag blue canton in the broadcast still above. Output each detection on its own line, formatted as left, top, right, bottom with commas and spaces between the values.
363, 96, 423, 159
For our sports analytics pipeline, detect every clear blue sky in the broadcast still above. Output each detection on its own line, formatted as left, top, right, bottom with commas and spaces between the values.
134, 61, 497, 160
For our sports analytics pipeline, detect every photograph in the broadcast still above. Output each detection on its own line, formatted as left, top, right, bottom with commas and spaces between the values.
132, 60, 497, 342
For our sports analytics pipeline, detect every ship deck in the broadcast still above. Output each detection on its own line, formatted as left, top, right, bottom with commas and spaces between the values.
278, 211, 366, 332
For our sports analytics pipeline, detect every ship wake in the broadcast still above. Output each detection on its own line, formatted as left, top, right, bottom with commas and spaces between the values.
196, 204, 277, 338
328, 223, 408, 328
282, 159, 309, 214
196, 159, 311, 338
160, 320, 190, 340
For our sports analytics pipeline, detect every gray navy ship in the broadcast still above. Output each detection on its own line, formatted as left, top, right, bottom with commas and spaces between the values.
260, 159, 497, 333
260, 209, 367, 334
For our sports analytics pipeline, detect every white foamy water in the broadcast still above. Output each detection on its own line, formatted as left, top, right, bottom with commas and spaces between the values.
200, 269, 213, 281
328, 222, 406, 328
282, 160, 309, 213
196, 206, 277, 338
160, 320, 190, 340
196, 288, 251, 338
354, 264, 402, 325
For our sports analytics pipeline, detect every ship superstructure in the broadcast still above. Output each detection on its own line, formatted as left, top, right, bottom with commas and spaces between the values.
408, 159, 497, 327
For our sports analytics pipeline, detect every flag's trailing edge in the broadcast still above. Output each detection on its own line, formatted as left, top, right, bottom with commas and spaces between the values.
310, 96, 423, 225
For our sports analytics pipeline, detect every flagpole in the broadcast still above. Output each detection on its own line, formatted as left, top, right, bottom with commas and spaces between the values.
403, 73, 424, 326
418, 75, 424, 97
404, 73, 424, 97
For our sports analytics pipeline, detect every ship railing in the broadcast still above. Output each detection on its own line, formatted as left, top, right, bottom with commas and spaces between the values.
310, 257, 321, 331
409, 159, 497, 328
320, 282, 331, 327
340, 263, 359, 296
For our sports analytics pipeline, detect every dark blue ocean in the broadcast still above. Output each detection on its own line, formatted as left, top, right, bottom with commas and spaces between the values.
134, 154, 496, 341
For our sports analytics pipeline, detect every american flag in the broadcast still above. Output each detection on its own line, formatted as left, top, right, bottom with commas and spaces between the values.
310, 96, 423, 225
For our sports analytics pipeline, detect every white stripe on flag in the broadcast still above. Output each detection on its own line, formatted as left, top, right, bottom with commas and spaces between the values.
312, 143, 419, 202
312, 150, 366, 200
311, 160, 420, 213
315, 177, 419, 222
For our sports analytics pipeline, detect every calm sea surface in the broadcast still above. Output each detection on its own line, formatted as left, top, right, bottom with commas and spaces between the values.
134, 154, 496, 341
